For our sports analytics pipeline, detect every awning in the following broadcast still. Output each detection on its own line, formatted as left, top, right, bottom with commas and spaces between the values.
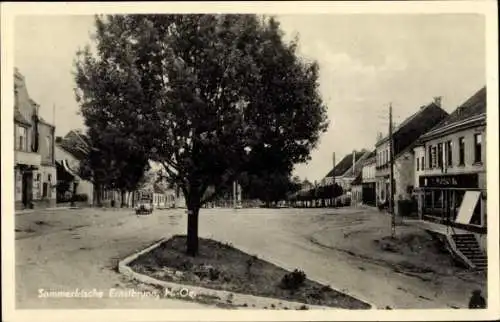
56, 160, 77, 181
61, 159, 79, 177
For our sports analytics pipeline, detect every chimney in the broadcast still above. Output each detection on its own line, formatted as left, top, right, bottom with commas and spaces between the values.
433, 96, 442, 107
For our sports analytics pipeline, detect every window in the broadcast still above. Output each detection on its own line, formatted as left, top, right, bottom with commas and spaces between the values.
431, 146, 437, 168
421, 157, 425, 170
416, 157, 420, 171
474, 133, 482, 163
428, 145, 432, 169
48, 174, 52, 182
459, 137, 465, 165
446, 141, 453, 166
42, 182, 48, 198
17, 126, 27, 151
437, 143, 443, 168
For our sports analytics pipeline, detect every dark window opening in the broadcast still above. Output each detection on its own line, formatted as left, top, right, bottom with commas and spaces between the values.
474, 134, 482, 163
459, 137, 465, 165
437, 143, 443, 168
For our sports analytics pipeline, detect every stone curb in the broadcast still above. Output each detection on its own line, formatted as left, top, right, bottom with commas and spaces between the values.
230, 243, 378, 310
118, 238, 376, 310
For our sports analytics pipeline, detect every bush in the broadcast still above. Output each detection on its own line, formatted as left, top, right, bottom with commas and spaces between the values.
74, 194, 89, 202
280, 269, 306, 290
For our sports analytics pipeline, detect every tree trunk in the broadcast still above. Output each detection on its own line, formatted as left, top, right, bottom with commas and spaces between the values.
186, 204, 200, 256
95, 184, 102, 207
121, 190, 126, 207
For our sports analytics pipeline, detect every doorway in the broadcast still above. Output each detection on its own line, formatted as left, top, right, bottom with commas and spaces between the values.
22, 171, 33, 209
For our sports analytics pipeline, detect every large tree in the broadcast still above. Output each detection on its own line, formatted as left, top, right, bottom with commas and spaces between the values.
74, 14, 328, 256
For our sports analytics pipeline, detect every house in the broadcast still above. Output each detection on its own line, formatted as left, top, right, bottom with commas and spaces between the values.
55, 130, 121, 207
375, 98, 449, 208
413, 87, 487, 250
320, 150, 372, 207
361, 150, 377, 206
14, 68, 57, 210
323, 150, 371, 192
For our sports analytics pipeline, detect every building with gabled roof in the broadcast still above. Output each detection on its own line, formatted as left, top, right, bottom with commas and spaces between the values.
413, 87, 487, 249
322, 150, 371, 193
14, 68, 57, 210
375, 98, 449, 206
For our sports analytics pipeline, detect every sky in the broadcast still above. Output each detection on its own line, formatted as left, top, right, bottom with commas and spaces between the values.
14, 14, 485, 182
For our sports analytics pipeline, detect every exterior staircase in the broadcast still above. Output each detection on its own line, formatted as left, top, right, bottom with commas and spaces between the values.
451, 234, 487, 271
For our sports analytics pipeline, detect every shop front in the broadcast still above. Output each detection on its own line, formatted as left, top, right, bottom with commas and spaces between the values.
418, 173, 486, 233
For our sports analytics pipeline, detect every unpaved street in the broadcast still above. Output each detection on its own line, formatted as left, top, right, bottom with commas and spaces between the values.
15, 207, 483, 309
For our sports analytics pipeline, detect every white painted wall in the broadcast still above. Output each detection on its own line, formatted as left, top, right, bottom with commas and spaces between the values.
54, 145, 94, 205
362, 160, 376, 183
413, 146, 425, 188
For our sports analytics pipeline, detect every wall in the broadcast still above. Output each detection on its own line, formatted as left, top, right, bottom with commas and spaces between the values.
362, 159, 376, 183
39, 122, 55, 166
413, 146, 425, 187
351, 185, 363, 205
420, 125, 486, 189
394, 151, 415, 200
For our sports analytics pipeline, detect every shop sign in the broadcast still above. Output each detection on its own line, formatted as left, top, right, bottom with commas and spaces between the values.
420, 173, 478, 188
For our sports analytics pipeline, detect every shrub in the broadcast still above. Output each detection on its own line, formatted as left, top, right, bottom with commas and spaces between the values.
280, 269, 306, 290
74, 194, 89, 202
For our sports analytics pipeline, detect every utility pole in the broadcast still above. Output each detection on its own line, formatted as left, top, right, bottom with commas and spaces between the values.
233, 180, 237, 209
332, 152, 336, 207
389, 103, 396, 238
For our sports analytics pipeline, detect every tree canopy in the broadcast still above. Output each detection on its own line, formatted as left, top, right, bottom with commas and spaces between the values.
74, 14, 328, 255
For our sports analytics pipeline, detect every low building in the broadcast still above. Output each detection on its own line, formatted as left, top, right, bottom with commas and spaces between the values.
14, 68, 57, 210
323, 150, 371, 192
361, 150, 377, 206
55, 130, 124, 207
414, 87, 487, 239
375, 98, 449, 208
55, 139, 94, 206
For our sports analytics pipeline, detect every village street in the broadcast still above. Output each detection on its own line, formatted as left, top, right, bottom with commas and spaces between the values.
15, 207, 484, 310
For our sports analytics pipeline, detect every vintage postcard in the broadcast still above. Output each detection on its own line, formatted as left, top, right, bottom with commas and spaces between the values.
1, 1, 498, 322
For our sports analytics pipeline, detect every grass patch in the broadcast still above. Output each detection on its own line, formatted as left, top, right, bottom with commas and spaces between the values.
129, 235, 370, 309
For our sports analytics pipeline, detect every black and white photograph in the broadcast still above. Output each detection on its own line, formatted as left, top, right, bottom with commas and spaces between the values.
1, 2, 498, 322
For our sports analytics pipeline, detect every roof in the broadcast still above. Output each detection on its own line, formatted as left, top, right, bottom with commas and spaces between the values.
342, 150, 370, 177
38, 116, 55, 128
14, 109, 31, 126
376, 102, 449, 155
56, 130, 91, 161
420, 87, 486, 140
57, 142, 88, 160
365, 150, 376, 159
325, 151, 367, 178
